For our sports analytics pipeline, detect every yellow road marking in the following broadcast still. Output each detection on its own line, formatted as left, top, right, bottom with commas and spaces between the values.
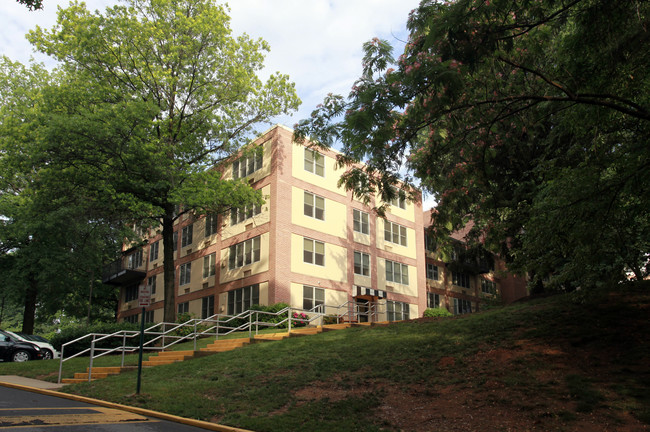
0, 406, 151, 428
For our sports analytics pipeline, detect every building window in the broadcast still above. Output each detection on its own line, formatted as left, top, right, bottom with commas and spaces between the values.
128, 250, 143, 269
181, 224, 193, 248
125, 284, 138, 302
387, 301, 410, 321
205, 214, 218, 237
177, 302, 189, 315
452, 271, 471, 289
143, 310, 155, 323
304, 148, 324, 176
425, 231, 436, 252
303, 238, 325, 266
481, 279, 497, 294
353, 209, 369, 235
384, 221, 407, 246
304, 191, 325, 220
232, 149, 263, 179
230, 203, 261, 225
148, 275, 157, 295
149, 241, 159, 262
427, 292, 440, 308
426, 263, 439, 281
385, 260, 409, 285
124, 314, 138, 324
388, 187, 406, 209
173, 231, 178, 251
227, 284, 259, 315
303, 285, 324, 311
453, 298, 472, 315
179, 262, 191, 285
228, 236, 261, 269
203, 253, 216, 278
201, 295, 215, 319
354, 251, 370, 276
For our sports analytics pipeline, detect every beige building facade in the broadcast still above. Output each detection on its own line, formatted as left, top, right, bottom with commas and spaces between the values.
109, 125, 526, 324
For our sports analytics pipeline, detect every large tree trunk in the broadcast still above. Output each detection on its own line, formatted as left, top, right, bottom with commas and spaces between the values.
22, 275, 38, 334
162, 205, 176, 323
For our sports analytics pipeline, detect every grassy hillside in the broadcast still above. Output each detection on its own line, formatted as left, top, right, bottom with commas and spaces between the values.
4, 281, 649, 431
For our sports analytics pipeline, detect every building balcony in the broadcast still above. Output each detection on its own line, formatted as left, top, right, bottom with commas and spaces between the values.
102, 258, 146, 285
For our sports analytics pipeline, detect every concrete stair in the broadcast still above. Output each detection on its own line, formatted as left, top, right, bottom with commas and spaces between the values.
61, 366, 135, 384
60, 321, 374, 385
201, 338, 251, 353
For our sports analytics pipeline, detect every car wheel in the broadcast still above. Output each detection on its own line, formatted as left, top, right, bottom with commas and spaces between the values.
12, 350, 31, 362
42, 349, 53, 360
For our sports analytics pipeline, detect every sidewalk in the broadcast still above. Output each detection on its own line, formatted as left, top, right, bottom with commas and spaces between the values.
0, 375, 65, 390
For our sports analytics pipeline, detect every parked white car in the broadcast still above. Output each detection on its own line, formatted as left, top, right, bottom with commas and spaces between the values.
4, 331, 59, 360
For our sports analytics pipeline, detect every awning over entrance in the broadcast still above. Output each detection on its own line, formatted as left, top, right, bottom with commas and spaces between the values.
355, 286, 386, 299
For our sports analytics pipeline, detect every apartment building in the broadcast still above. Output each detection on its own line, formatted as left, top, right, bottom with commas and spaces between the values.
106, 124, 526, 324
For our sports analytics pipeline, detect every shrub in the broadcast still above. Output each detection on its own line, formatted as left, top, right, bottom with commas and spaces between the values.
423, 308, 453, 318
323, 315, 340, 325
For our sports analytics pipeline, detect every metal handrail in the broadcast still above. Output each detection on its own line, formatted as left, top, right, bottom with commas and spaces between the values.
57, 300, 388, 383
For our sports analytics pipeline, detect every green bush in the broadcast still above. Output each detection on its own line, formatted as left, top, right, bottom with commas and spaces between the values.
50, 322, 140, 356
423, 308, 453, 318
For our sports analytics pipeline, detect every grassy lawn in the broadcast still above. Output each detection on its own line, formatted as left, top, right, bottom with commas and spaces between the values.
2, 281, 649, 431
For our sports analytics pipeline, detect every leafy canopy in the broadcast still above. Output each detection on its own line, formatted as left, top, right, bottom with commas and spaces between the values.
295, 0, 650, 289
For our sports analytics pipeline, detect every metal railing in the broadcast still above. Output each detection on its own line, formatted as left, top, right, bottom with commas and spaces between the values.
57, 304, 337, 384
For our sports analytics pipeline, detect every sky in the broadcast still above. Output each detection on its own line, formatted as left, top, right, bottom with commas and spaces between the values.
0, 0, 434, 207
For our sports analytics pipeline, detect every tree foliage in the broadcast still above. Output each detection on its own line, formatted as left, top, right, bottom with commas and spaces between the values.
1, 0, 300, 325
295, 0, 650, 289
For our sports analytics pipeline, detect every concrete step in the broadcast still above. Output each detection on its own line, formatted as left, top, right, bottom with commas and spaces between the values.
322, 323, 351, 331
202, 338, 251, 352
289, 327, 322, 336
253, 333, 290, 342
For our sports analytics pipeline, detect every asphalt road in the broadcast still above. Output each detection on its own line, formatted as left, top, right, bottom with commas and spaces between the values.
0, 385, 226, 431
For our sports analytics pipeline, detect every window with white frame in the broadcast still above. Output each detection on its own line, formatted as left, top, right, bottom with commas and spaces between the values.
387, 301, 410, 321
177, 301, 189, 315
230, 203, 261, 225
228, 236, 261, 269
232, 150, 263, 179
353, 209, 369, 235
205, 214, 218, 237
388, 187, 406, 209
128, 250, 143, 269
354, 251, 370, 276
384, 221, 407, 246
227, 284, 259, 315
425, 231, 436, 252
125, 284, 138, 302
426, 263, 439, 280
203, 253, 216, 278
452, 271, 471, 289
179, 262, 191, 285
453, 298, 472, 315
148, 275, 157, 295
427, 292, 440, 308
303, 238, 325, 266
181, 224, 193, 248
149, 241, 159, 261
304, 191, 325, 220
385, 260, 409, 285
201, 295, 214, 319
143, 310, 155, 323
481, 279, 497, 294
304, 148, 324, 176
303, 285, 324, 311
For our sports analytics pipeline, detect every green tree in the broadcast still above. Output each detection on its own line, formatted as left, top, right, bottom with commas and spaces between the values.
295, 0, 649, 289
24, 0, 300, 322
15, 0, 43, 10
0, 58, 126, 332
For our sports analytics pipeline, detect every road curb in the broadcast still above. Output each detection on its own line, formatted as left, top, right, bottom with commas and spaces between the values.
0, 380, 252, 432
